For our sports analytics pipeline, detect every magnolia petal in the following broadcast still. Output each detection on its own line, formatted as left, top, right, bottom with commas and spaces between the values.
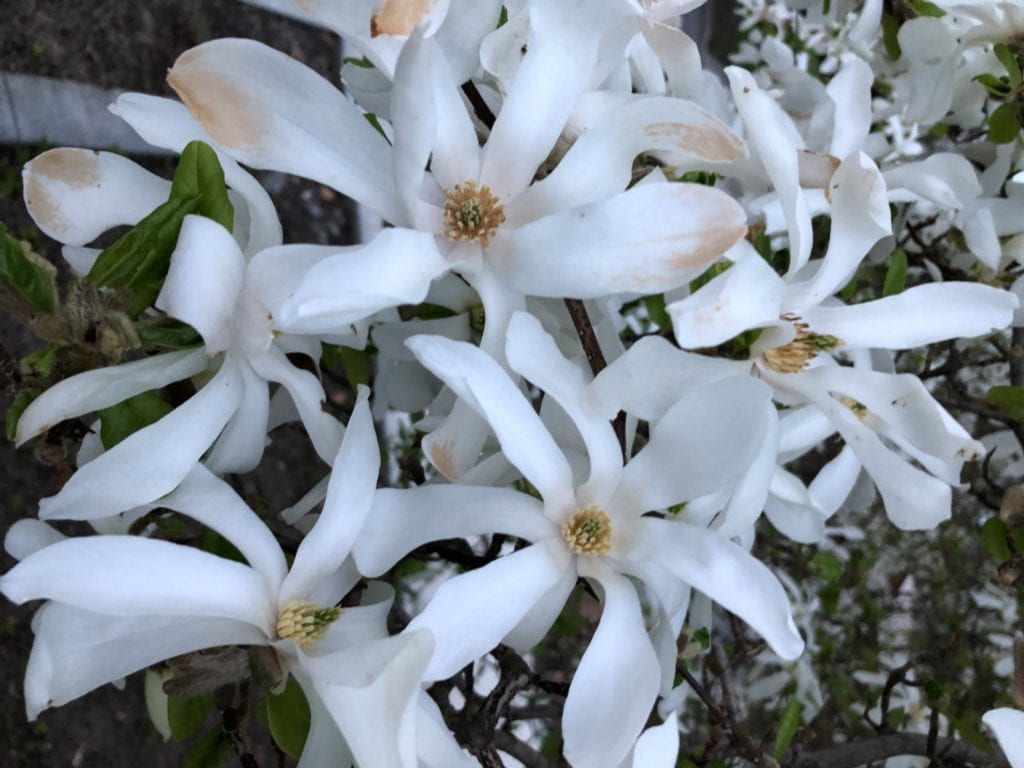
273, 228, 449, 335
167, 38, 402, 222
416, 693, 479, 768
1, 536, 274, 630
983, 708, 1024, 768
24, 603, 265, 719
353, 485, 555, 577
23, 148, 170, 246
503, 563, 579, 652
156, 215, 245, 354
249, 347, 343, 466
787, 152, 891, 308
111, 93, 283, 253
4, 519, 65, 561
16, 349, 208, 445
497, 182, 746, 299
826, 55, 873, 158
562, 564, 660, 768
433, 0, 504, 83
725, 66, 811, 274
883, 152, 981, 210
508, 95, 745, 226
586, 335, 749, 422
627, 518, 804, 659
154, 464, 287, 595
390, 29, 436, 226
808, 445, 861, 517
295, 681, 353, 768
801, 282, 1017, 350
630, 711, 680, 768
480, 0, 634, 199
610, 377, 773, 519
667, 249, 786, 349
204, 358, 270, 474
715, 402, 779, 539
280, 389, 378, 605
305, 631, 433, 768
406, 334, 577, 514
506, 311, 622, 507
407, 540, 572, 681
642, 21, 702, 98
427, 43, 482, 191
38, 357, 244, 520
765, 469, 826, 544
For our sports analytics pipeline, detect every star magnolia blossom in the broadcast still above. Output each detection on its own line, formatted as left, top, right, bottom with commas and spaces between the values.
0, 393, 459, 768
984, 708, 1024, 768
351, 311, 803, 768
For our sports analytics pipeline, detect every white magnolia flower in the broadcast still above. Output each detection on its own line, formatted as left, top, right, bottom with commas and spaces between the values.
351, 312, 803, 768
1, 393, 449, 768
984, 707, 1024, 768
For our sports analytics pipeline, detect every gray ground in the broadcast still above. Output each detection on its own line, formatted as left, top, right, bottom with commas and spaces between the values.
0, 2, 356, 764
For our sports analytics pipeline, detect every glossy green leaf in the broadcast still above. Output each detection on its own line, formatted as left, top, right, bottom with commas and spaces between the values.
87, 141, 233, 317
689, 259, 734, 295
995, 43, 1023, 86
339, 346, 372, 388
907, 0, 945, 16
644, 293, 670, 329
0, 221, 58, 313
6, 390, 39, 442
168, 693, 213, 741
986, 386, 1024, 420
263, 676, 311, 760
22, 346, 58, 377
989, 102, 1021, 144
973, 73, 1012, 99
182, 726, 231, 768
773, 698, 802, 759
136, 319, 203, 350
881, 13, 902, 60
99, 389, 173, 449
882, 249, 908, 297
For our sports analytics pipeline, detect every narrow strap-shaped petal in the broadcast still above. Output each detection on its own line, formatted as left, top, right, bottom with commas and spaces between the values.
204, 358, 270, 474
406, 334, 577, 515
156, 215, 245, 355
2, 536, 274, 631
167, 38, 403, 223
630, 711, 680, 768
390, 29, 436, 226
427, 37, 482, 191
625, 517, 804, 660
506, 311, 623, 508
983, 708, 1024, 768
23, 148, 170, 246
726, 65, 811, 274
562, 563, 661, 768
496, 182, 746, 299
280, 389, 377, 605
353, 485, 555, 577
155, 464, 288, 596
16, 348, 207, 445
407, 540, 573, 681
801, 282, 1017, 350
111, 93, 283, 253
508, 95, 745, 226
38, 356, 244, 520
293, 678, 353, 768
4, 519, 65, 561
826, 55, 873, 158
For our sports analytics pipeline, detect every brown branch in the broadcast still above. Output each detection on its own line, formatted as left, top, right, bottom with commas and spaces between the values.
493, 731, 560, 768
461, 81, 496, 129
791, 732, 996, 767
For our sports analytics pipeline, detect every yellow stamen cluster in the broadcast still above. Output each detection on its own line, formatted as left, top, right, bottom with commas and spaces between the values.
443, 180, 505, 248
762, 317, 842, 374
561, 505, 613, 556
276, 600, 342, 650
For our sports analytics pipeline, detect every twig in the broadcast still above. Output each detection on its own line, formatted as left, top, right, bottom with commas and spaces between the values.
462, 81, 496, 129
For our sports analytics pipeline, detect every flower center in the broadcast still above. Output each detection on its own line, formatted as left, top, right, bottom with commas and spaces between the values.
561, 505, 613, 556
762, 315, 842, 374
276, 600, 342, 650
443, 180, 505, 248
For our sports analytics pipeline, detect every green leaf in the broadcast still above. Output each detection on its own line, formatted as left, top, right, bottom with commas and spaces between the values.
168, 693, 213, 741
981, 516, 1012, 564
907, 0, 945, 16
882, 248, 908, 297
136, 319, 203, 349
21, 346, 58, 377
973, 72, 1012, 98
263, 676, 311, 759
339, 346, 372, 388
182, 726, 231, 768
885, 706, 906, 730
99, 390, 173, 449
644, 293, 670, 329
811, 551, 843, 581
6, 390, 39, 442
881, 13, 902, 60
0, 221, 58, 313
986, 385, 1024, 420
87, 141, 233, 317
995, 43, 1023, 86
412, 302, 458, 320
773, 698, 802, 759
989, 102, 1021, 144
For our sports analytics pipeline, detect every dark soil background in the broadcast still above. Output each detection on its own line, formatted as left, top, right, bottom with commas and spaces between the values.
0, 2, 357, 765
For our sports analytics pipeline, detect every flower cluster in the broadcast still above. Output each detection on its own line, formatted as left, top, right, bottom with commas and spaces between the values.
2, 0, 1023, 765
